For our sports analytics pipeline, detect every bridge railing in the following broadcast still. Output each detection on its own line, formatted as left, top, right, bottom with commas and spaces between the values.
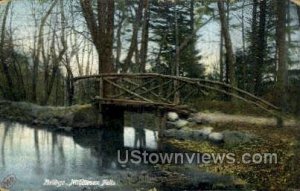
73, 73, 280, 116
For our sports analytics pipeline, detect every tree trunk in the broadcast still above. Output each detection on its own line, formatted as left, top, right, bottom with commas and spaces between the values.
31, 0, 57, 103
254, 0, 267, 95
0, 2, 15, 100
42, 0, 67, 105
217, 0, 236, 88
219, 30, 224, 82
250, 0, 258, 93
297, 6, 300, 26
276, 0, 287, 111
116, 10, 125, 68
80, 0, 115, 96
139, 0, 150, 73
241, 0, 246, 89
122, 0, 143, 72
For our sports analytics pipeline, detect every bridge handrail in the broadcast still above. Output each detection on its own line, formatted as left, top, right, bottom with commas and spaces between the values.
73, 73, 280, 111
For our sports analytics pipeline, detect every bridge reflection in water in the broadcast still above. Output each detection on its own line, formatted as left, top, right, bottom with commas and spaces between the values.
0, 113, 161, 190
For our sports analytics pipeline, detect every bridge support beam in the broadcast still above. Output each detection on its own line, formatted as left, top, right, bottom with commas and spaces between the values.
98, 104, 124, 128
155, 109, 166, 138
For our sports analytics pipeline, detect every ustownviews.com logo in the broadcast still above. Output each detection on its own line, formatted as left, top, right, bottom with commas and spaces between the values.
117, 150, 278, 165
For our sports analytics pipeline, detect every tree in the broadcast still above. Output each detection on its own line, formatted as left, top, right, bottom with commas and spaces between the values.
80, 0, 115, 96
150, 0, 203, 78
0, 1, 16, 100
297, 5, 300, 25
80, 0, 115, 74
276, 0, 287, 110
139, 0, 150, 73
217, 0, 236, 87
122, 0, 144, 72
31, 0, 58, 103
41, 0, 67, 105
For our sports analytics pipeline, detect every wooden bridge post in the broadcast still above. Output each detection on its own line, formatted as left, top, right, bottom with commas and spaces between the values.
97, 76, 125, 128
174, 79, 180, 105
155, 109, 166, 138
97, 76, 104, 125
101, 105, 124, 128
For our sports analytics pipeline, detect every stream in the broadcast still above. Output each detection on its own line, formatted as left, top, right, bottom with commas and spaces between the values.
0, 112, 235, 191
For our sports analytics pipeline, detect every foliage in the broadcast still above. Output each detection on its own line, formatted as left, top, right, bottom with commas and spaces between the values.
166, 123, 300, 190
149, 0, 204, 78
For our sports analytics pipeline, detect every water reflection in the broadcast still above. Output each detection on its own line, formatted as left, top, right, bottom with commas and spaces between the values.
1, 122, 10, 167
124, 127, 158, 150
0, 114, 159, 190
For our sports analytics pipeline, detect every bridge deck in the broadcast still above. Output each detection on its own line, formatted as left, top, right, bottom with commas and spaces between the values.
93, 97, 195, 115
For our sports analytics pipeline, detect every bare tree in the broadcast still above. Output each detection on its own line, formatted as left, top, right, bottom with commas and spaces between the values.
41, 0, 67, 105
254, 0, 267, 95
80, 0, 115, 95
217, 0, 236, 88
31, 0, 58, 103
0, 1, 15, 100
276, 0, 287, 110
80, 0, 115, 74
122, 0, 144, 72
139, 0, 150, 73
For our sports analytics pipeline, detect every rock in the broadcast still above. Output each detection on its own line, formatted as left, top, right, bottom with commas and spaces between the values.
199, 126, 213, 138
163, 128, 193, 140
178, 129, 194, 140
191, 130, 206, 141
166, 120, 189, 129
175, 119, 188, 128
0, 101, 100, 128
222, 130, 258, 147
187, 117, 194, 122
163, 126, 216, 141
163, 129, 178, 138
167, 112, 179, 121
166, 121, 177, 129
190, 113, 210, 124
208, 132, 224, 143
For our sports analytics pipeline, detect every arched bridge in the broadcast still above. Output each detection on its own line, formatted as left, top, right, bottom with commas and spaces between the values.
73, 73, 280, 118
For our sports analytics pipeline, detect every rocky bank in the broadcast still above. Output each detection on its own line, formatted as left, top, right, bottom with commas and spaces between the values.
0, 100, 98, 130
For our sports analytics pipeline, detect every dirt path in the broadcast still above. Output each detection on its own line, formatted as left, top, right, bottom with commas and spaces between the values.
191, 112, 299, 127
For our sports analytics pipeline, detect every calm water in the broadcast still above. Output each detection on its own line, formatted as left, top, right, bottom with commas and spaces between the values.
0, 113, 161, 191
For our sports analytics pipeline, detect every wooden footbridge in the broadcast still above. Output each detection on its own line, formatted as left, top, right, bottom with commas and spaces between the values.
73, 73, 281, 127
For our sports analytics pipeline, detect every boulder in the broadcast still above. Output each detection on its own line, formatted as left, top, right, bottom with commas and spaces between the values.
199, 126, 213, 138
175, 119, 188, 128
208, 132, 224, 143
178, 129, 194, 140
166, 120, 189, 129
163, 129, 178, 138
190, 113, 210, 124
191, 130, 206, 141
166, 121, 177, 129
163, 126, 216, 141
163, 128, 194, 140
167, 112, 179, 121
